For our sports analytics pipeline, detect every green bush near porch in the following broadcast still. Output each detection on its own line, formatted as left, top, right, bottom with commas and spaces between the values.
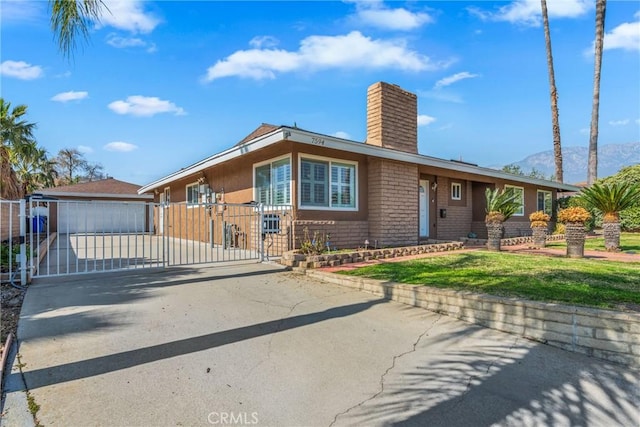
338, 251, 640, 310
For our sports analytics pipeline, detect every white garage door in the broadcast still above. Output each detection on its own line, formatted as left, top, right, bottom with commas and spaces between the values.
57, 201, 147, 233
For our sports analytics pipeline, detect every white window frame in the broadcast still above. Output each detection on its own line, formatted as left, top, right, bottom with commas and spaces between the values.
252, 154, 292, 206
537, 190, 553, 215
505, 185, 525, 216
298, 153, 358, 211
451, 182, 462, 200
185, 182, 200, 207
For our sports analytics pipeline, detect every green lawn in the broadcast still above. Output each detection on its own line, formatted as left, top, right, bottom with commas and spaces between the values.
546, 232, 640, 252
338, 252, 640, 310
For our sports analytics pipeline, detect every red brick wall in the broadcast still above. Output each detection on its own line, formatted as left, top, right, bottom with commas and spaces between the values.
435, 178, 473, 240
1, 201, 21, 242
294, 220, 368, 250
366, 82, 418, 154
368, 158, 419, 247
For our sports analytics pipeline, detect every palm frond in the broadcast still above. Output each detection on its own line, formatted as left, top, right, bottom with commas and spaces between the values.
485, 188, 522, 222
50, 0, 105, 58
580, 182, 640, 217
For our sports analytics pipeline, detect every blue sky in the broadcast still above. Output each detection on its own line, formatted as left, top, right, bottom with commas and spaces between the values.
1, 0, 639, 186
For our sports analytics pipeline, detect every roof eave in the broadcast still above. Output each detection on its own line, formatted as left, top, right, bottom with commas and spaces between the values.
138, 125, 580, 194
138, 127, 286, 194
35, 191, 153, 199
284, 128, 581, 192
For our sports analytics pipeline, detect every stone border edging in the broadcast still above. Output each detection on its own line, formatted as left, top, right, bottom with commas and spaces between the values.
281, 241, 465, 269
461, 234, 566, 247
305, 269, 640, 368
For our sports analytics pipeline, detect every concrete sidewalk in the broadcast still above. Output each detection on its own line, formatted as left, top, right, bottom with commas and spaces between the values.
3, 263, 639, 426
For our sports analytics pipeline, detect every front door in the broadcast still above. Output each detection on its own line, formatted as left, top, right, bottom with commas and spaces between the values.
419, 180, 429, 237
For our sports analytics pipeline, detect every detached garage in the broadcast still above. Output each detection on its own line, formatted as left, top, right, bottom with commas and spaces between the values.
33, 178, 153, 233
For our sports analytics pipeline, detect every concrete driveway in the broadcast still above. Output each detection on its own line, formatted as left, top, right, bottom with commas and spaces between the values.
6, 263, 639, 426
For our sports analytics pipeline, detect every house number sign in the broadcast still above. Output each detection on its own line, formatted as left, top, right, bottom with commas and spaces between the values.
311, 137, 325, 146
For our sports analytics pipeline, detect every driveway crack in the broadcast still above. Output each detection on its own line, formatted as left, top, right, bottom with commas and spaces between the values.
245, 299, 308, 377
329, 314, 442, 427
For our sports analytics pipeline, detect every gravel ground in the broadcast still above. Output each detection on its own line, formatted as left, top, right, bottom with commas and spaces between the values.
1, 282, 26, 351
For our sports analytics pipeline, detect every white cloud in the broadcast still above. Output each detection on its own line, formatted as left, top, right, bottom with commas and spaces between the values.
78, 145, 94, 154
97, 0, 160, 33
434, 72, 479, 89
106, 34, 145, 48
104, 141, 138, 152
108, 96, 186, 117
349, 0, 433, 31
204, 31, 449, 81
579, 127, 590, 135
609, 119, 630, 126
419, 90, 463, 104
0, 60, 43, 80
332, 131, 351, 139
249, 36, 279, 49
468, 0, 593, 27
106, 34, 157, 52
51, 91, 89, 102
636, 118, 640, 125
438, 123, 454, 131
603, 15, 640, 52
417, 115, 436, 126
418, 71, 479, 104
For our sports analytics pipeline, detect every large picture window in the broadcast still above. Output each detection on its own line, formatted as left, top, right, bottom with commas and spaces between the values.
505, 185, 524, 216
300, 156, 356, 209
537, 190, 552, 215
254, 157, 291, 205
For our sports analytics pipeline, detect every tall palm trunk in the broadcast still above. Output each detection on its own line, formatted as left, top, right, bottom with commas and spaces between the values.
541, 0, 563, 183
587, 0, 607, 185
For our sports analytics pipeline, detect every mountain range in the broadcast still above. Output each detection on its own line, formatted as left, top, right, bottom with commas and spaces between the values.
504, 142, 639, 184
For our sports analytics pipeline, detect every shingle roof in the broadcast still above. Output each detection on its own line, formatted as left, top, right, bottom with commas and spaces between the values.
235, 123, 280, 146
43, 178, 142, 195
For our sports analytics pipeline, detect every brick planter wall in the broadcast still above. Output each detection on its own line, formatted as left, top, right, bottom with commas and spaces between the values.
306, 271, 640, 367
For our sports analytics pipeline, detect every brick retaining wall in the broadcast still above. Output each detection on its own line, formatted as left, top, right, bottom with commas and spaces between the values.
305, 270, 640, 367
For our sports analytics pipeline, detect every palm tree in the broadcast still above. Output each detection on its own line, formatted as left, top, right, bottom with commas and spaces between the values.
1, 99, 37, 199
50, 0, 106, 57
541, 0, 563, 183
587, 0, 607, 185
12, 143, 57, 194
485, 187, 522, 251
580, 182, 640, 251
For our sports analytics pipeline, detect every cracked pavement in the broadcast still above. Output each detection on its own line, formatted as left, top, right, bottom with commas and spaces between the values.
5, 263, 638, 426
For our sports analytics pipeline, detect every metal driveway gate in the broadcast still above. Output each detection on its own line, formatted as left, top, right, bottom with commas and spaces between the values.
158, 202, 292, 267
26, 199, 292, 279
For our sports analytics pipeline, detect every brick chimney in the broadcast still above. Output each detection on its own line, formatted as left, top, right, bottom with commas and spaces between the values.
366, 82, 418, 154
